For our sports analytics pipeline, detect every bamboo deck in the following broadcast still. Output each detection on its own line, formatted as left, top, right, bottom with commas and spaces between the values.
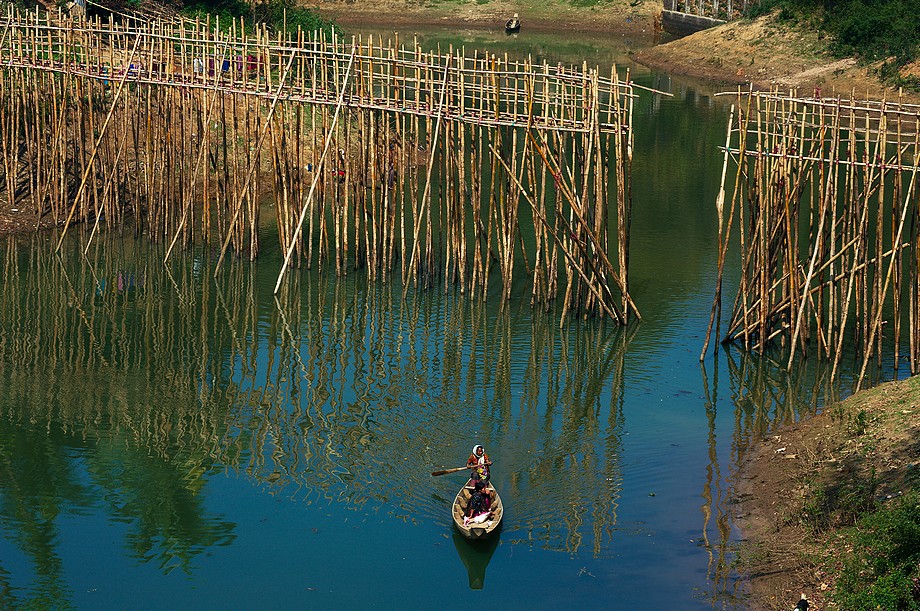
0, 7, 638, 322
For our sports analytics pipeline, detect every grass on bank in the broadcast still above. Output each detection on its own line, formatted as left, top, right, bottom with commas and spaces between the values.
179, 0, 339, 37
800, 398, 920, 610
747, 0, 920, 90
833, 491, 920, 610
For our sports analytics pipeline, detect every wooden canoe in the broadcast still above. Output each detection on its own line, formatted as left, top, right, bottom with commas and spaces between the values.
452, 478, 503, 540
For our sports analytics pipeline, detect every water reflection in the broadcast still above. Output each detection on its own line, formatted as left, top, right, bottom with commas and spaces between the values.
694, 347, 845, 605
0, 230, 636, 600
0, 397, 235, 606
222, 259, 635, 556
0, 236, 239, 605
452, 532, 499, 590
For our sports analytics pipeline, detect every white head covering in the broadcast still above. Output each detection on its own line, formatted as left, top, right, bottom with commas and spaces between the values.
472, 444, 483, 456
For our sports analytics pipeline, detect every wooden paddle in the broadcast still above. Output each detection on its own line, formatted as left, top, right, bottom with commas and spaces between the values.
431, 466, 469, 477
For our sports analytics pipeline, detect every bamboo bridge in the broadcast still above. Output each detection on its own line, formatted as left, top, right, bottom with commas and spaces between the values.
703, 88, 920, 387
0, 7, 640, 322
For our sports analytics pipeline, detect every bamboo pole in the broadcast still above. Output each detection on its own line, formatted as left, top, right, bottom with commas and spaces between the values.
274, 45, 357, 294
55, 33, 141, 252
402, 57, 451, 298
214, 49, 298, 274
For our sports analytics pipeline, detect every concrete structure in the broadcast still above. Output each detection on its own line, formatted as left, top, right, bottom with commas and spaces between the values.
660, 9, 725, 36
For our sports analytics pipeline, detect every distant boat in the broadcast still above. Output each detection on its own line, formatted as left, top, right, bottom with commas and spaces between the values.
452, 478, 503, 539
505, 13, 521, 33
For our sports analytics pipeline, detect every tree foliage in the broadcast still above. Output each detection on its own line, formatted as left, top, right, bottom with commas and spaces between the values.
746, 0, 920, 63
181, 0, 339, 37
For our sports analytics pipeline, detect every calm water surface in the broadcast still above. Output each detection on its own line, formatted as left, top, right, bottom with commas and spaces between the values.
0, 27, 884, 609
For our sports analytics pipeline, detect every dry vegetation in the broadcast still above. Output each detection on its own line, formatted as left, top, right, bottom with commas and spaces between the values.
636, 12, 919, 103
735, 375, 920, 609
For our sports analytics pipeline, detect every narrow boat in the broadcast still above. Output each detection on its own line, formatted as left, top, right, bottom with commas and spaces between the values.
452, 478, 503, 539
505, 13, 521, 33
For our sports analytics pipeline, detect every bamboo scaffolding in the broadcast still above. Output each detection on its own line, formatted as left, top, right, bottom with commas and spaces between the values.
706, 87, 920, 387
0, 7, 643, 323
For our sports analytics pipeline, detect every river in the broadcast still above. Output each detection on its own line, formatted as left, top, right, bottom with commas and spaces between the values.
0, 25, 894, 609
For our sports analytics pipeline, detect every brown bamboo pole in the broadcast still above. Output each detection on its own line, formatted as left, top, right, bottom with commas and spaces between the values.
274, 45, 357, 294
55, 33, 141, 252
164, 84, 222, 261
527, 127, 638, 319
856, 142, 920, 388
701, 103, 737, 360
214, 49, 298, 274
402, 56, 451, 298
490, 144, 621, 322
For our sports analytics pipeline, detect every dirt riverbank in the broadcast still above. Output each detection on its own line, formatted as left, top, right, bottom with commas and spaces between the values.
734, 375, 920, 610
634, 11, 916, 102
309, 0, 659, 36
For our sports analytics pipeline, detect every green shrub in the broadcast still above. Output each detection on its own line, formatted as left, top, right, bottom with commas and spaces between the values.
825, 0, 919, 62
181, 0, 338, 37
248, 0, 339, 37
848, 408, 871, 437
801, 469, 878, 533
183, 0, 251, 23
743, 0, 920, 73
833, 491, 920, 610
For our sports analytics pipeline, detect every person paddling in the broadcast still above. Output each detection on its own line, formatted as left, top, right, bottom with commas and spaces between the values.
467, 444, 492, 482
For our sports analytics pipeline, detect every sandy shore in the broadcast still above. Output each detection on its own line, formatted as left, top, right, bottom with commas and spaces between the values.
309, 0, 659, 37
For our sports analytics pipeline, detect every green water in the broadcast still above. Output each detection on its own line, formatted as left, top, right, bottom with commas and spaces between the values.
0, 28, 890, 609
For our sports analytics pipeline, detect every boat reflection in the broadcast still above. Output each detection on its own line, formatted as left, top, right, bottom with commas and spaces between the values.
452, 532, 500, 590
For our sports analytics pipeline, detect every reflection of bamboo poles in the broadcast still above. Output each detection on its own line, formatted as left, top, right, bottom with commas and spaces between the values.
699, 351, 839, 602
510, 321, 636, 554
698, 360, 734, 603
0, 8, 640, 322
2, 231, 636, 553
707, 88, 920, 388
